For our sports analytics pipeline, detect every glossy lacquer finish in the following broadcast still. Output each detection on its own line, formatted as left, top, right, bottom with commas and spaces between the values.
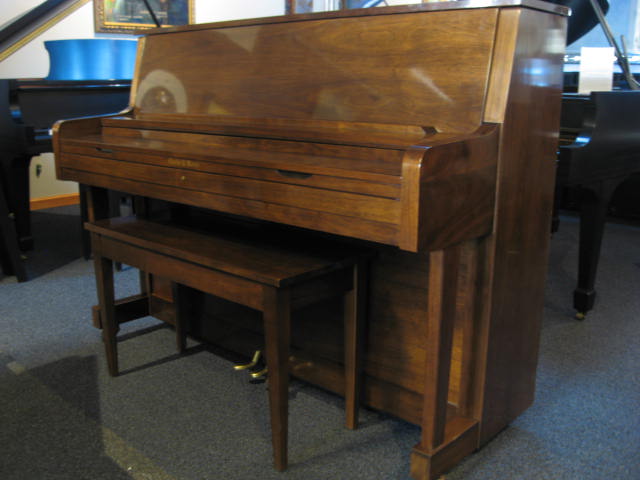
134, 9, 495, 132
53, 2, 567, 479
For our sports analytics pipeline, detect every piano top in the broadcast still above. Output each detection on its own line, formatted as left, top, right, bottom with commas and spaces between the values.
143, 0, 569, 36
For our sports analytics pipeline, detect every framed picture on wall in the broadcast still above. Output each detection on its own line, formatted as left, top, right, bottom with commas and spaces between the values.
94, 0, 195, 34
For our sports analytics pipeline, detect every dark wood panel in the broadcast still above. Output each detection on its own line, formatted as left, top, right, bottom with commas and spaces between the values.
64, 154, 401, 224
87, 217, 362, 287
64, 169, 400, 245
97, 235, 265, 310
102, 115, 430, 150
64, 143, 401, 198
135, 9, 498, 132
98, 122, 408, 176
477, 7, 566, 444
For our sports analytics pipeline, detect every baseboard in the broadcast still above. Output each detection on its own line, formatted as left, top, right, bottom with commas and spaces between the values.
30, 193, 80, 211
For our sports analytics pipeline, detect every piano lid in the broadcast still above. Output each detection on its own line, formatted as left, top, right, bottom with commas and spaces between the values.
547, 0, 609, 45
44, 39, 137, 81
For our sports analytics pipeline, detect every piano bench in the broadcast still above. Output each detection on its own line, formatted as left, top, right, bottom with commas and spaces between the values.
85, 216, 368, 471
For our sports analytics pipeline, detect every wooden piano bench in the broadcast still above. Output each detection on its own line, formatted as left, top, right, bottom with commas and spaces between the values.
85, 216, 368, 471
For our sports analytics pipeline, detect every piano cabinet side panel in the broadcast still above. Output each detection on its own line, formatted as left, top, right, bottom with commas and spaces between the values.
477, 8, 566, 444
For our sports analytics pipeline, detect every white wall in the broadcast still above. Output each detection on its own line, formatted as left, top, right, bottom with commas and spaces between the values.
195, 0, 283, 23
2, 0, 45, 24
0, 0, 284, 200
0, 1, 285, 79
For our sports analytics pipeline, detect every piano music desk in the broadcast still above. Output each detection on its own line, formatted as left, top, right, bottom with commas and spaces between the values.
86, 216, 367, 471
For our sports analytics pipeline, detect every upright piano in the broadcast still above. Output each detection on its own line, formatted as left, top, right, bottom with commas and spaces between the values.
53, 2, 568, 478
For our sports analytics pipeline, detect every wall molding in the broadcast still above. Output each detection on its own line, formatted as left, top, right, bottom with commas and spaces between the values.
31, 193, 80, 211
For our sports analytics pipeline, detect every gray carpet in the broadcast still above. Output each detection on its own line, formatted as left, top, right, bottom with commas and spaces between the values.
1, 207, 639, 479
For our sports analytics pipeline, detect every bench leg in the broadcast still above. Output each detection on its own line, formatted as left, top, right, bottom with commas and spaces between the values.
344, 262, 367, 430
93, 248, 119, 376
263, 287, 291, 472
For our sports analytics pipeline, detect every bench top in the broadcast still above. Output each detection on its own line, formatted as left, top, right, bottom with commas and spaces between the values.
86, 216, 364, 287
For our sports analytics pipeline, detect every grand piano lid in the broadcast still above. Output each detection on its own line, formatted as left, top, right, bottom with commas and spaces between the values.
547, 0, 609, 45
44, 39, 138, 81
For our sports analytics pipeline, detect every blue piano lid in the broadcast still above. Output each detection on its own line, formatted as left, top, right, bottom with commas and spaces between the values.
44, 39, 138, 81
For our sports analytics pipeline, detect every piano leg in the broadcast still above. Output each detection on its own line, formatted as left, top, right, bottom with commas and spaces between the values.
0, 179, 27, 281
411, 244, 480, 480
420, 247, 459, 450
574, 178, 621, 319
551, 164, 564, 234
0, 154, 33, 251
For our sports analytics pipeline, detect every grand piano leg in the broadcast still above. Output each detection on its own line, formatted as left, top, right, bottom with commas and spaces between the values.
574, 178, 621, 318
0, 154, 33, 251
0, 179, 27, 281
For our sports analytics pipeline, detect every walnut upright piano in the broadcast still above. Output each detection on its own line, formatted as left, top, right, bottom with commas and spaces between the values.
53, 1, 568, 478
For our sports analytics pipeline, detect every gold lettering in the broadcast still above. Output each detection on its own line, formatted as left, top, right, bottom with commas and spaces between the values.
167, 158, 200, 169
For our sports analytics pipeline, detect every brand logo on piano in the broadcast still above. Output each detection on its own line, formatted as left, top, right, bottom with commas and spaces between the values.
168, 158, 200, 169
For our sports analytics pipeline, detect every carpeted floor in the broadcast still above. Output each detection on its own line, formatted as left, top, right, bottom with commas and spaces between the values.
1, 206, 638, 479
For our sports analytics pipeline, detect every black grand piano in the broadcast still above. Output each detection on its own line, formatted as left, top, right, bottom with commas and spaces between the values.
0, 38, 133, 281
554, 0, 640, 318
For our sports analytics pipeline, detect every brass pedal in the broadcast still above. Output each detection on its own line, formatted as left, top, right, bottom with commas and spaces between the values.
234, 350, 261, 371
250, 366, 268, 379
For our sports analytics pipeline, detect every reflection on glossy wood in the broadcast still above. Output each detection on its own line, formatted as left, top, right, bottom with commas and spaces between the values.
135, 9, 498, 132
